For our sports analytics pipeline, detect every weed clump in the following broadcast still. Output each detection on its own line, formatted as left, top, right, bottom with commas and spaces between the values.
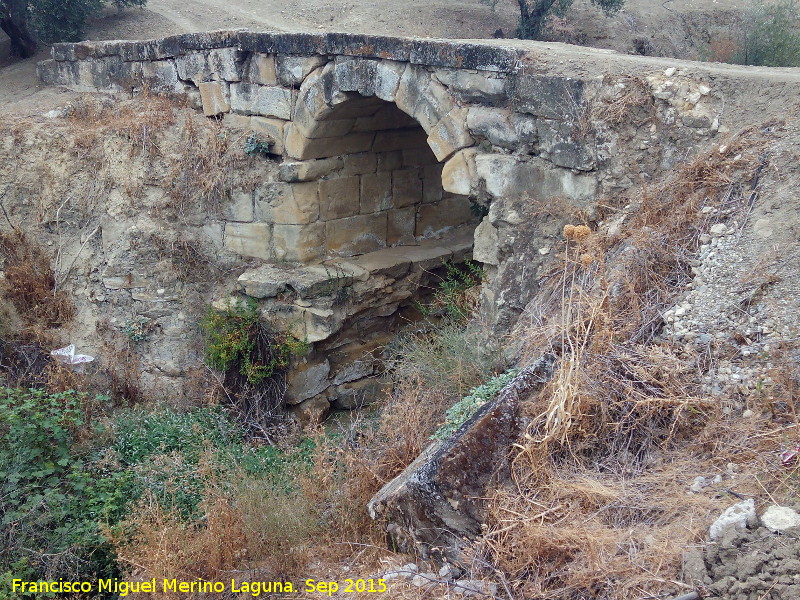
201, 300, 308, 431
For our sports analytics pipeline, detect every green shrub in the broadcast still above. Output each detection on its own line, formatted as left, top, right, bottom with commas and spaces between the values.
0, 388, 124, 581
418, 259, 484, 322
387, 320, 497, 399
734, 0, 800, 66
431, 368, 520, 440
201, 300, 307, 386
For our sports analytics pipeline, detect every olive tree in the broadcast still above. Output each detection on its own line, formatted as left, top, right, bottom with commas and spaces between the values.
1, 0, 146, 58
508, 0, 625, 40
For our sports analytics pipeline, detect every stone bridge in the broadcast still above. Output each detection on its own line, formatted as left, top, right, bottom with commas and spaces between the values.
37, 30, 731, 415
38, 30, 600, 263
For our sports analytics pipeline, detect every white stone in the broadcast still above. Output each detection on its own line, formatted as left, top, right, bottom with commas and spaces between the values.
761, 505, 800, 532
709, 223, 728, 237
664, 67, 677, 77
709, 499, 755, 540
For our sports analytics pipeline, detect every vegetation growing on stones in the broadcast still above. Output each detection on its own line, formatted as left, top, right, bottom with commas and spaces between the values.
202, 300, 307, 387
431, 368, 520, 440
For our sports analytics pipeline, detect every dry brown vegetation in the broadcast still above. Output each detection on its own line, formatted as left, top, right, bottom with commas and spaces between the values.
465, 126, 794, 599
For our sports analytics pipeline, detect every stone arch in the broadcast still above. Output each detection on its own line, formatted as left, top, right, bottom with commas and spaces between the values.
272, 58, 481, 262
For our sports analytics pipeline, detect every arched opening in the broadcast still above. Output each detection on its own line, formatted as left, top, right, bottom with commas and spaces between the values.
239, 72, 484, 420
278, 95, 478, 261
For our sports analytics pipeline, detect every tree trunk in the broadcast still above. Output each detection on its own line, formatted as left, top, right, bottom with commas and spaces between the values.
517, 0, 558, 40
0, 1, 37, 58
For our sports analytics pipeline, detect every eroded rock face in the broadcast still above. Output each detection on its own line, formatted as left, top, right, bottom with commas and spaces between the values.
367, 354, 555, 563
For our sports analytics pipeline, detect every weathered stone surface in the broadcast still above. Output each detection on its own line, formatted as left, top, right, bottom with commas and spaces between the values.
334, 56, 379, 97
238, 266, 287, 298
414, 80, 456, 132
239, 262, 354, 299
289, 395, 331, 426
427, 107, 473, 162
222, 189, 254, 221
175, 52, 209, 84
466, 107, 516, 149
277, 55, 327, 86
331, 377, 388, 410
286, 358, 331, 404
230, 83, 294, 119
285, 126, 375, 160
224, 222, 272, 259
512, 74, 584, 120
368, 356, 555, 562
374, 60, 406, 102
265, 301, 339, 343
392, 168, 423, 209
394, 65, 430, 126
472, 218, 499, 266
198, 81, 230, 116
279, 157, 343, 182
360, 171, 393, 214
441, 148, 478, 196
207, 48, 245, 81
343, 152, 378, 176
422, 164, 444, 203
103, 275, 148, 289
243, 53, 277, 85
141, 60, 181, 92
326, 213, 388, 256
344, 247, 412, 278
255, 182, 319, 225
388, 207, 416, 245
249, 116, 286, 154
273, 222, 325, 262
319, 176, 361, 220
435, 69, 507, 104
537, 119, 594, 171
416, 196, 473, 239
475, 154, 596, 203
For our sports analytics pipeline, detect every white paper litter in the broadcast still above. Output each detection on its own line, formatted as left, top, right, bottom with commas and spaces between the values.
50, 344, 95, 365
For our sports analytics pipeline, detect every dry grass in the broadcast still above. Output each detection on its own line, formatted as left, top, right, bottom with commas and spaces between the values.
474, 126, 782, 599
0, 229, 75, 332
68, 91, 177, 159
590, 75, 655, 126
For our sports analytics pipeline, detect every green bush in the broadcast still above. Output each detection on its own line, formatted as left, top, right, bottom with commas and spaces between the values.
0, 388, 125, 582
201, 300, 307, 386
417, 259, 484, 323
734, 0, 800, 66
388, 320, 497, 399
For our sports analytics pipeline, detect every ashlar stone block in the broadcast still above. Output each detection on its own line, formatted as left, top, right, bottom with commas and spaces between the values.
475, 154, 597, 203
441, 148, 478, 196
224, 222, 272, 259
392, 168, 423, 209
273, 222, 326, 262
427, 107, 473, 162
244, 53, 277, 85
277, 55, 327, 87
320, 176, 361, 221
388, 207, 416, 245
230, 83, 294, 119
326, 213, 388, 256
198, 81, 230, 116
255, 181, 319, 224
360, 171, 393, 214
416, 196, 473, 238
